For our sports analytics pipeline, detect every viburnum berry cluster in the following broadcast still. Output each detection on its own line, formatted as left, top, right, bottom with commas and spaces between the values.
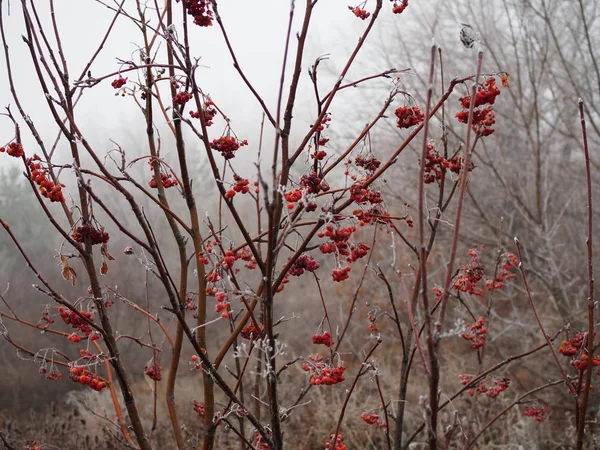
395, 105, 424, 128
177, 0, 213, 27
0, 141, 24, 157
288, 253, 320, 276
144, 357, 163, 381
26, 154, 66, 202
348, 5, 370, 20
72, 225, 110, 245
111, 76, 127, 89
210, 136, 248, 160
392, 0, 408, 14
69, 365, 107, 391
459, 374, 511, 398
312, 332, 334, 347
453, 247, 486, 295
524, 404, 550, 422
456, 77, 502, 136
324, 433, 347, 450
360, 411, 386, 427
190, 99, 217, 126
58, 306, 94, 337
302, 354, 346, 385
461, 316, 487, 349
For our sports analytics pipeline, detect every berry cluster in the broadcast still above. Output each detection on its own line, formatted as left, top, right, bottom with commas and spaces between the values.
559, 332, 588, 356
456, 77, 501, 136
39, 365, 62, 381
349, 182, 383, 205
210, 136, 248, 159
315, 113, 332, 133
233, 175, 250, 193
173, 92, 193, 105
288, 254, 320, 276
453, 247, 485, 295
395, 106, 424, 129
461, 316, 487, 349
72, 225, 110, 245
190, 100, 217, 126
240, 322, 264, 340
360, 412, 386, 427
69, 366, 107, 391
324, 433, 347, 450
422, 143, 465, 184
193, 400, 205, 417
0, 142, 24, 157
354, 155, 381, 174
58, 306, 94, 337
459, 374, 510, 398
145, 358, 163, 381
485, 253, 518, 290
149, 172, 178, 188
111, 77, 127, 89
177, 0, 213, 26
312, 332, 334, 347
300, 172, 330, 194
392, 0, 408, 14
254, 433, 270, 450
523, 404, 550, 422
302, 354, 346, 385
27, 154, 66, 202
348, 5, 370, 20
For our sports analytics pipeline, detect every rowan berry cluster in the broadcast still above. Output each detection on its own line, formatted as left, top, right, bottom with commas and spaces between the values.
453, 247, 485, 295
559, 332, 588, 356
349, 181, 383, 205
254, 434, 270, 450
395, 105, 424, 129
0, 142, 24, 157
302, 354, 346, 385
422, 143, 465, 183
324, 433, 347, 450
348, 5, 370, 20
456, 77, 502, 136
312, 332, 334, 347
177, 0, 213, 27
145, 358, 163, 381
485, 253, 518, 290
210, 136, 248, 159
58, 306, 94, 337
459, 374, 510, 398
193, 400, 205, 417
461, 316, 487, 349
570, 354, 600, 371
524, 404, 549, 422
392, 0, 408, 14
72, 225, 110, 245
26, 154, 66, 202
190, 100, 217, 126
173, 91, 193, 105
241, 322, 264, 340
354, 155, 381, 174
39, 365, 62, 381
300, 172, 330, 194
360, 412, 386, 427
214, 290, 230, 318
69, 366, 107, 391
111, 76, 127, 89
149, 172, 178, 188
288, 254, 320, 276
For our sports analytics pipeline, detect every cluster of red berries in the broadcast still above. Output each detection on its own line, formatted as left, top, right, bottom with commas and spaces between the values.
0, 142, 24, 157
39, 365, 62, 381
461, 316, 487, 349
312, 332, 334, 347
523, 404, 549, 422
288, 254, 320, 276
360, 412, 386, 427
177, 0, 213, 26
453, 247, 486, 295
559, 332, 589, 356
456, 77, 501, 136
210, 136, 248, 159
395, 106, 424, 129
190, 100, 217, 126
221, 250, 236, 270
302, 354, 346, 385
300, 172, 330, 195
570, 354, 600, 371
459, 374, 510, 398
144, 358, 163, 381
422, 143, 465, 183
59, 306, 94, 337
485, 253, 518, 290
349, 181, 383, 206
26, 441, 41, 450
173, 91, 193, 105
348, 5, 370, 19
79, 349, 98, 361
69, 366, 107, 391
213, 290, 231, 318
241, 322, 264, 340
111, 77, 127, 89
318, 225, 355, 254
324, 433, 347, 450
354, 155, 381, 174
312, 149, 327, 160
72, 225, 110, 245
315, 113, 332, 133
392, 0, 408, 14
26, 154, 66, 202
254, 433, 270, 450
149, 172, 178, 188
193, 400, 205, 417
352, 207, 390, 226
